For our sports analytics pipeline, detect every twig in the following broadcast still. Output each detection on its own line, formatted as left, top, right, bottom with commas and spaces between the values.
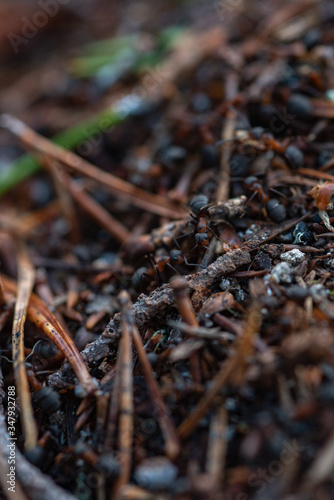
40, 156, 81, 243
216, 73, 238, 203
297, 168, 334, 183
177, 296, 262, 439
0, 114, 186, 220
300, 430, 334, 489
206, 405, 228, 489
66, 175, 130, 244
104, 339, 124, 449
171, 277, 202, 384
130, 310, 180, 459
113, 291, 134, 493
11, 242, 38, 450
2, 275, 98, 396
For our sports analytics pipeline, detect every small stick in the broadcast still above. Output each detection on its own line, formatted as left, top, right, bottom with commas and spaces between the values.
216, 73, 238, 203
2, 275, 97, 396
18, 200, 61, 235
66, 274, 79, 311
0, 114, 186, 220
0, 276, 5, 308
171, 277, 202, 384
113, 291, 134, 493
27, 304, 97, 396
105, 339, 124, 449
131, 324, 180, 459
66, 175, 130, 244
11, 242, 38, 450
206, 405, 228, 488
35, 267, 68, 334
168, 157, 199, 204
177, 297, 262, 439
177, 349, 235, 439
86, 310, 107, 331
168, 320, 224, 340
297, 167, 334, 183
40, 156, 81, 243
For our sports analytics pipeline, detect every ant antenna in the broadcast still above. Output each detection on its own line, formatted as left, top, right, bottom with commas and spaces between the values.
269, 187, 287, 198
25, 340, 43, 362
0, 355, 13, 364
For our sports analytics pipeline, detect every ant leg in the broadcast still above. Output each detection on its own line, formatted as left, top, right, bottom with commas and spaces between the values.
269, 187, 286, 198
201, 237, 216, 269
188, 244, 210, 255
146, 254, 156, 269
207, 225, 222, 243
174, 231, 194, 248
145, 254, 164, 284
183, 254, 201, 268
245, 190, 257, 209
259, 193, 264, 212
166, 262, 180, 275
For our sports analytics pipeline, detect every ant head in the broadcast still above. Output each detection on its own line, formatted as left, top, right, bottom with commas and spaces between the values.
189, 194, 209, 215
195, 233, 208, 244
170, 249, 183, 261
244, 176, 258, 187
132, 266, 149, 291
34, 339, 59, 359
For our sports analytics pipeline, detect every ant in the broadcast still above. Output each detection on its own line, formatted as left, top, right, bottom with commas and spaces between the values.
26, 364, 61, 414
132, 249, 192, 292
242, 176, 287, 223
187, 194, 215, 253
243, 176, 270, 206
216, 129, 304, 169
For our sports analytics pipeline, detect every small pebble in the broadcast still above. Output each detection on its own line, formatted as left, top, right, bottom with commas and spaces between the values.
134, 456, 178, 491
220, 278, 231, 291
281, 249, 305, 266
271, 262, 293, 284
309, 283, 328, 300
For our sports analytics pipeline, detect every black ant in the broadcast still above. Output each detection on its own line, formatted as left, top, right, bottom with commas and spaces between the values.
31, 339, 59, 360
35, 386, 61, 414
132, 249, 191, 292
241, 176, 287, 223
243, 176, 270, 205
187, 194, 215, 253
26, 364, 61, 414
